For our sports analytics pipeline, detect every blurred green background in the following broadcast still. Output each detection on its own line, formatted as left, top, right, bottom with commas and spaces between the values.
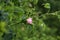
0, 0, 60, 40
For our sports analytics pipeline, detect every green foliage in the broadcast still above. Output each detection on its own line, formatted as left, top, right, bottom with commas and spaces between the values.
44, 3, 50, 9
0, 0, 60, 40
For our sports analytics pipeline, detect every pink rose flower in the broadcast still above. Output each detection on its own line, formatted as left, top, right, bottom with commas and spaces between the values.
27, 18, 32, 24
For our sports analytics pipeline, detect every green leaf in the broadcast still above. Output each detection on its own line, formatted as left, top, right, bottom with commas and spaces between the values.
33, 0, 38, 5
0, 21, 6, 27
44, 3, 50, 9
58, 15, 60, 19
0, 21, 7, 33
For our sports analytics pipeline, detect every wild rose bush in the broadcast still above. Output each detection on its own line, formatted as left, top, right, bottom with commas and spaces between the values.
0, 0, 60, 40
